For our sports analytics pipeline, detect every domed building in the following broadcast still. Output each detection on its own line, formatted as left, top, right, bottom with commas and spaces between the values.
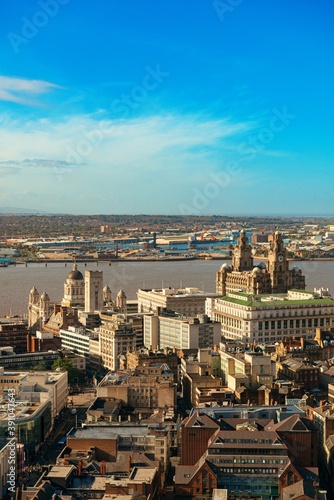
216, 230, 305, 296
28, 263, 127, 334
62, 263, 85, 307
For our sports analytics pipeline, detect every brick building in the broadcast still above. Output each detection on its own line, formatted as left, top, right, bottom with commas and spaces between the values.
277, 358, 320, 391
178, 409, 319, 499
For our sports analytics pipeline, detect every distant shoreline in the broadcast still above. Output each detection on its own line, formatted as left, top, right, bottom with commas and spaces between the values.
6, 256, 334, 265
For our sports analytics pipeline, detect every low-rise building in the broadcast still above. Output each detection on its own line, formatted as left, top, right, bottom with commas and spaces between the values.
126, 346, 178, 382
66, 422, 170, 473
274, 329, 334, 362
35, 458, 161, 499
97, 365, 176, 409
219, 347, 276, 392
277, 358, 320, 391
181, 349, 223, 407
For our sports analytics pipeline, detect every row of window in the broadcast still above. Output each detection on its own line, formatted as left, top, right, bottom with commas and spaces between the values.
213, 449, 286, 455
212, 438, 274, 444
220, 467, 277, 474
259, 318, 327, 330
210, 457, 285, 464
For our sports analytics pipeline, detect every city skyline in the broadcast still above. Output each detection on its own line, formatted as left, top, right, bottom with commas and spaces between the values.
1, 1, 333, 215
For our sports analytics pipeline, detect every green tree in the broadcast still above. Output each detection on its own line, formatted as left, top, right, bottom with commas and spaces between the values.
32, 361, 47, 371
52, 357, 80, 384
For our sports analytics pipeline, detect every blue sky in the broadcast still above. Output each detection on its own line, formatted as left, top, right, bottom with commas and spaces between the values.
0, 0, 333, 215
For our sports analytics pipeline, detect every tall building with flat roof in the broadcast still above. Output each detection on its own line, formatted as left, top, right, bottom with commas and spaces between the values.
85, 270, 103, 312
98, 317, 137, 371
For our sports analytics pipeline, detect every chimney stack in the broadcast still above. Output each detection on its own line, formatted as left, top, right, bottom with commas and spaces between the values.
100, 460, 106, 475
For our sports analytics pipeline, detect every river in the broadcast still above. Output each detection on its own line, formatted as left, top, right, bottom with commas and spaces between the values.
0, 260, 333, 316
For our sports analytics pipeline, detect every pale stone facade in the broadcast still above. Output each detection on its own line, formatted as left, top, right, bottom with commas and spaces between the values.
84, 270, 103, 312
97, 364, 176, 408
28, 287, 52, 331
143, 313, 221, 350
28, 264, 116, 330
98, 318, 137, 371
213, 289, 334, 343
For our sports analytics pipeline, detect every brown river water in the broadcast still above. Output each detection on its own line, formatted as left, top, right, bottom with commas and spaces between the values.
0, 260, 333, 317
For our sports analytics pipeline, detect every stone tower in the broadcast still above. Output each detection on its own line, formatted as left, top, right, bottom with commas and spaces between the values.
115, 289, 127, 314
85, 270, 103, 312
103, 284, 112, 306
232, 229, 253, 271
267, 231, 290, 293
28, 287, 40, 329
216, 263, 231, 296
39, 291, 50, 321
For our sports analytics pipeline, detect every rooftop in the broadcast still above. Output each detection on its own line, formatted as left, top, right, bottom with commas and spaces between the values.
219, 291, 334, 308
68, 424, 157, 440
46, 465, 76, 479
129, 467, 156, 483
139, 287, 215, 297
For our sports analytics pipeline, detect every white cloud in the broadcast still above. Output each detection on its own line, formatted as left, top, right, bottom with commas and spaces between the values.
0, 111, 259, 212
0, 76, 61, 105
0, 112, 251, 166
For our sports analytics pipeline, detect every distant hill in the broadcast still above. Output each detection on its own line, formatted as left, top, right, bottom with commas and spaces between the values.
0, 207, 52, 215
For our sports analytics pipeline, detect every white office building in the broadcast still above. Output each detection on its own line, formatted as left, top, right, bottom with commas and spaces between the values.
144, 313, 221, 350
213, 289, 334, 344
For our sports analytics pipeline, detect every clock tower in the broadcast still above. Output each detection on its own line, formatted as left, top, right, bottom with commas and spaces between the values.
232, 229, 253, 271
268, 231, 290, 293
